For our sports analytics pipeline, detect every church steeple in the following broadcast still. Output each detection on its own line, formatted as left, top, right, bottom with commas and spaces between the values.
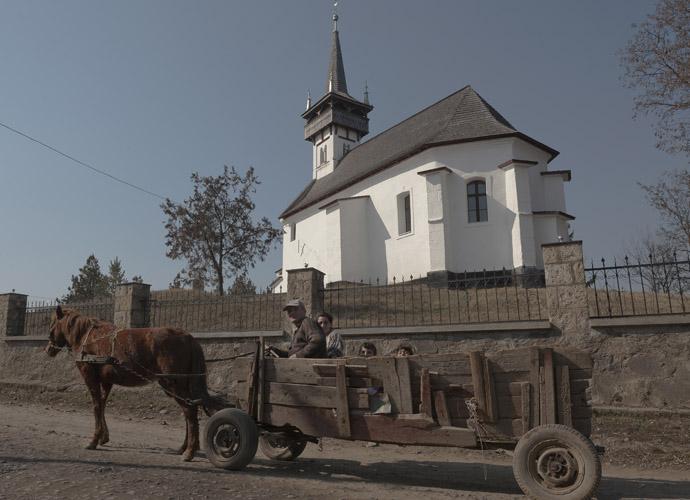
327, 12, 348, 94
302, 4, 373, 180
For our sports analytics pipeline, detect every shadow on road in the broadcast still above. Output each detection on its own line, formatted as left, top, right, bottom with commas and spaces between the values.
2, 451, 689, 499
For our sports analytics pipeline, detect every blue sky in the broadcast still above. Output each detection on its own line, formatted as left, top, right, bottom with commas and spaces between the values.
0, 0, 686, 301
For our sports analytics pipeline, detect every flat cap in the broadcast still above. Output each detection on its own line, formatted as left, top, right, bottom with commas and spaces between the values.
282, 299, 305, 311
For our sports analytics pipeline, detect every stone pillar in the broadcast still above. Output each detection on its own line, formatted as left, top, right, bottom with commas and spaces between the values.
542, 241, 589, 343
0, 293, 28, 336
285, 267, 325, 332
114, 282, 151, 328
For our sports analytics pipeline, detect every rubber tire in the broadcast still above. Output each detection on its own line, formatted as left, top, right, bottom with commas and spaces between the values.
259, 434, 307, 461
204, 408, 258, 470
513, 424, 601, 500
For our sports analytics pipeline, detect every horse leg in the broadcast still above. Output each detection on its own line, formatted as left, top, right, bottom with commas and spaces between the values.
79, 364, 103, 450
98, 382, 113, 445
158, 379, 190, 455
179, 403, 199, 462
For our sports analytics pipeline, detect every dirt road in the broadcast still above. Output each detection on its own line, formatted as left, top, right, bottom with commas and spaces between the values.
1, 400, 689, 500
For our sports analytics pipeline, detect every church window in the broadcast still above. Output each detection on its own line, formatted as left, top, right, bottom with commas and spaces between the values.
397, 191, 412, 235
342, 143, 350, 156
290, 223, 296, 241
467, 180, 488, 222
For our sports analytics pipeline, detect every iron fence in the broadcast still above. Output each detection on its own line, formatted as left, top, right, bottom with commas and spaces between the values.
321, 269, 547, 329
585, 251, 689, 317
149, 289, 286, 332
23, 298, 115, 336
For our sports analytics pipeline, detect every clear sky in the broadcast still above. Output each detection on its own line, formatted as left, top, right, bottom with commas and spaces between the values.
0, 0, 686, 301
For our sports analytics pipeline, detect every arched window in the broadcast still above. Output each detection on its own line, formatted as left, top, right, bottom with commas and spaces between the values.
467, 180, 488, 223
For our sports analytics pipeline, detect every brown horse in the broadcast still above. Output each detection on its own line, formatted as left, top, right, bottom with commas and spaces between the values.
45, 305, 225, 461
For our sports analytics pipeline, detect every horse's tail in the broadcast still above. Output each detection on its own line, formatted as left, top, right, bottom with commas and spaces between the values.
189, 338, 229, 417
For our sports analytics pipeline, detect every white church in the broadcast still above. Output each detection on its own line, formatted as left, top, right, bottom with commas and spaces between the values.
274, 12, 572, 291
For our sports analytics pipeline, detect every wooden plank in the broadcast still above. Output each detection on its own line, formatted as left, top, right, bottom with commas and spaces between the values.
419, 368, 433, 418
539, 366, 546, 425
493, 371, 530, 383
395, 356, 414, 414
266, 382, 369, 409
245, 346, 260, 418
313, 363, 369, 377
469, 351, 486, 417
354, 414, 476, 447
433, 390, 451, 426
543, 348, 557, 425
315, 376, 372, 388
486, 348, 532, 372
265, 359, 323, 384
483, 357, 498, 422
367, 358, 403, 414
257, 337, 266, 422
445, 395, 470, 419
520, 382, 530, 434
262, 404, 476, 447
335, 361, 351, 438
529, 347, 540, 428
557, 365, 573, 426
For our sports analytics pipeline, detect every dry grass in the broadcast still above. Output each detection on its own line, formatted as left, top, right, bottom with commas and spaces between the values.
587, 289, 688, 317
324, 282, 548, 329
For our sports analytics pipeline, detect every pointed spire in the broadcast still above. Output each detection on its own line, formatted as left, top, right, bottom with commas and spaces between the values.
326, 2, 348, 95
363, 81, 369, 104
305, 89, 312, 110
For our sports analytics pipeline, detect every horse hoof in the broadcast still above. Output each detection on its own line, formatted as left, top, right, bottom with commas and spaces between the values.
99, 437, 109, 445
85, 442, 98, 450
181, 453, 194, 462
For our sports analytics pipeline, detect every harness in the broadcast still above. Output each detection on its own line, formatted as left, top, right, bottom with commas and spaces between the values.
75, 323, 121, 364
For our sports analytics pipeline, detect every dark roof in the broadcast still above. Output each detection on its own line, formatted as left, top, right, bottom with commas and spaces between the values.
281, 85, 559, 219
327, 29, 348, 94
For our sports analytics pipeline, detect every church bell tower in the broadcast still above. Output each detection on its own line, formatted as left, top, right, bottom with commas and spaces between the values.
302, 7, 373, 179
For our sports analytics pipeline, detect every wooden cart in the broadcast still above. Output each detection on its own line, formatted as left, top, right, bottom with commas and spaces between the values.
204, 345, 601, 499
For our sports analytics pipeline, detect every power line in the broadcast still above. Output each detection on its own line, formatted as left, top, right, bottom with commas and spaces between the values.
0, 120, 167, 201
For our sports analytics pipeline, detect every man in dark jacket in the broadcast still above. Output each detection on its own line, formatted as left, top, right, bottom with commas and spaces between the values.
268, 299, 327, 358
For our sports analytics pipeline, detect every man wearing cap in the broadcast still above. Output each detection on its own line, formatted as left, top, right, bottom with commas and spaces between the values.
268, 299, 327, 358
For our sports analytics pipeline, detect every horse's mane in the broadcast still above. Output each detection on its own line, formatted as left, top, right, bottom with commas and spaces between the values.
58, 308, 111, 332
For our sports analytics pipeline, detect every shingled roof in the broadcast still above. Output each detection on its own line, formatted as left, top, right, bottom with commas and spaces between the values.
280, 85, 559, 219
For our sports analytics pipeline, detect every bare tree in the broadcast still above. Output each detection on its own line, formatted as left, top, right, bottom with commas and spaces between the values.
161, 166, 282, 295
626, 232, 687, 293
620, 0, 690, 155
640, 169, 690, 247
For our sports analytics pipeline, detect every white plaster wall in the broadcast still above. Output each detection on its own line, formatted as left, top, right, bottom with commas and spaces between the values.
281, 137, 569, 289
543, 176, 567, 212
338, 198, 370, 281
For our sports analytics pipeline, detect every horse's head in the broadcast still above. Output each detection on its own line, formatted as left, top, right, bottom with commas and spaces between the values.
45, 305, 70, 357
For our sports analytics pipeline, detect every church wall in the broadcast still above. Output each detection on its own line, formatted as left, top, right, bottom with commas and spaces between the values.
432, 140, 518, 271
281, 138, 569, 289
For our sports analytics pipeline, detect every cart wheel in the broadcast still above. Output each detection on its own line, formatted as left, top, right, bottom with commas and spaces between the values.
204, 408, 258, 470
259, 433, 307, 461
513, 424, 601, 500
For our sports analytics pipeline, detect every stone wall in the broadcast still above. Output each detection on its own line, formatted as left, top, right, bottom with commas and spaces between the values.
2, 242, 689, 411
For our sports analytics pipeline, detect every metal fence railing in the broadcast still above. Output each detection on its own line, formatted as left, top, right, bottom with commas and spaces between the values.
321, 269, 547, 329
149, 289, 286, 332
585, 252, 689, 318
23, 298, 115, 336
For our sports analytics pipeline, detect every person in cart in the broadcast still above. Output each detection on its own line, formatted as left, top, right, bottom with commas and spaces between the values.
317, 311, 343, 358
266, 299, 327, 358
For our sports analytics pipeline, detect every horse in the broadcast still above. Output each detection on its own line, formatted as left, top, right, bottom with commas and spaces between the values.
45, 305, 226, 461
